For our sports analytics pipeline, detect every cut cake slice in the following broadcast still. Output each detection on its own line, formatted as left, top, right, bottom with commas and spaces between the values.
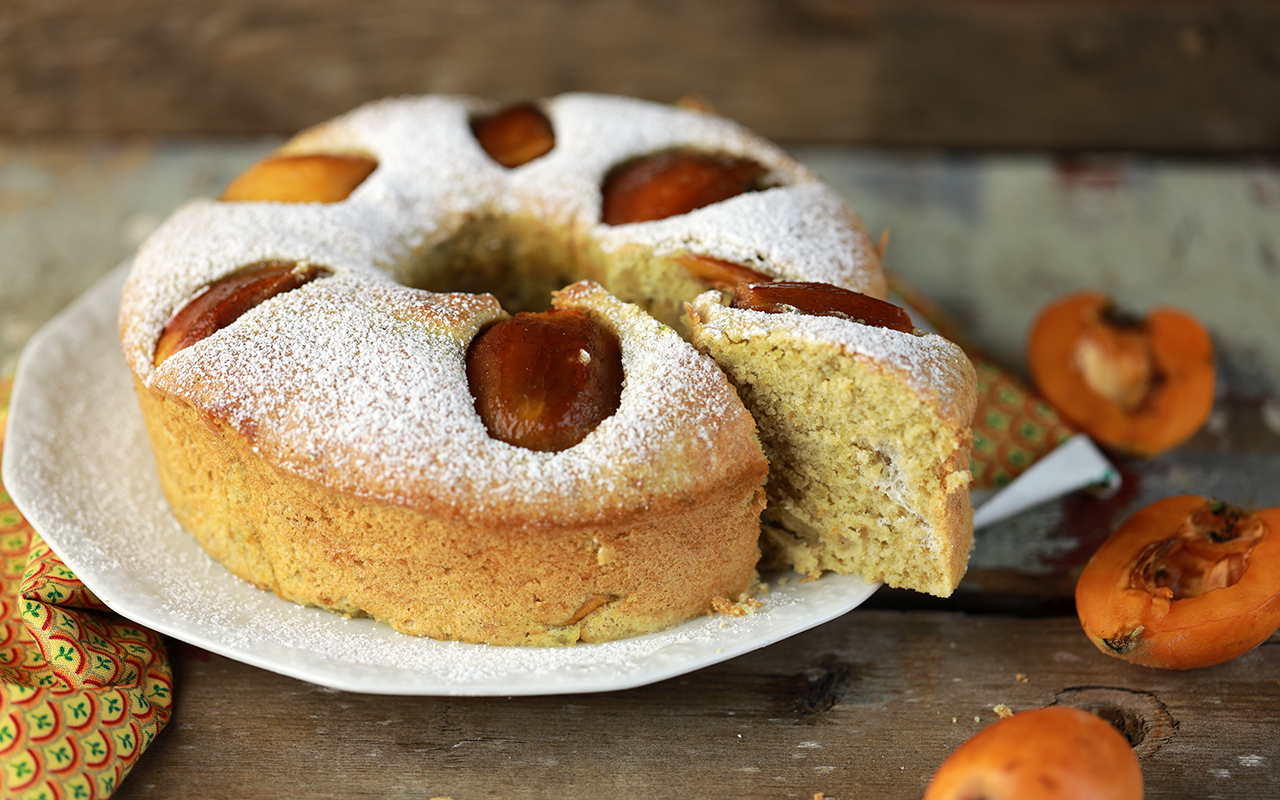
687, 290, 978, 596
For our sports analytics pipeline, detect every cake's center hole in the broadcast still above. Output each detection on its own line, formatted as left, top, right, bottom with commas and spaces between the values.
406, 217, 586, 314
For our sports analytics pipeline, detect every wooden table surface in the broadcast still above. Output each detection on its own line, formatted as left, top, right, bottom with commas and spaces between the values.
3, 140, 1279, 799
113, 612, 1280, 800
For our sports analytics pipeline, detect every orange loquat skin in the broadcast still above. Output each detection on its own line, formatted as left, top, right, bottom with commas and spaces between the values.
1027, 291, 1214, 457
925, 706, 1143, 800
220, 154, 377, 203
1076, 495, 1280, 669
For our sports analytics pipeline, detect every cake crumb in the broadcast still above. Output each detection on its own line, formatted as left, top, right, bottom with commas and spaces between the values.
993, 704, 1013, 719
593, 539, 618, 565
713, 594, 763, 617
1015, 672, 1029, 683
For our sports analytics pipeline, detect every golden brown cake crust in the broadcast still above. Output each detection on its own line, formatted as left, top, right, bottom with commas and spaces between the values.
137, 379, 766, 646
129, 278, 770, 646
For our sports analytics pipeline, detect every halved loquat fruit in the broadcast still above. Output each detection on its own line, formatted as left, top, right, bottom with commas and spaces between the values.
1076, 494, 1280, 669
674, 253, 773, 291
466, 308, 624, 452
154, 261, 325, 366
730, 281, 915, 333
1027, 291, 1214, 457
472, 102, 555, 168
601, 150, 771, 225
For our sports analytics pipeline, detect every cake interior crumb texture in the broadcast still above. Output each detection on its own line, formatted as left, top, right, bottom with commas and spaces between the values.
689, 299, 975, 597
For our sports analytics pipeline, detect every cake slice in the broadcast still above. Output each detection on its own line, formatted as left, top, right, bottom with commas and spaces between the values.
687, 290, 977, 596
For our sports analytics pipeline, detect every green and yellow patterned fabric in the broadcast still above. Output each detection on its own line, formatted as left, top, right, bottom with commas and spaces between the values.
887, 272, 1076, 489
1, 377, 172, 799
969, 360, 1075, 488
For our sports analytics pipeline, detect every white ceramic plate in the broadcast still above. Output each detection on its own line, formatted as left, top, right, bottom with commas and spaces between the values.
2, 263, 879, 696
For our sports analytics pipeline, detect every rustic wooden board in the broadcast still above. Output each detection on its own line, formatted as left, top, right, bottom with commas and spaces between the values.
112, 610, 1280, 799
3, 0, 1279, 150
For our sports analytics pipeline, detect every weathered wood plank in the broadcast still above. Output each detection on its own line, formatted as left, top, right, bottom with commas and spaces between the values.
2, 0, 1278, 150
113, 611, 1280, 799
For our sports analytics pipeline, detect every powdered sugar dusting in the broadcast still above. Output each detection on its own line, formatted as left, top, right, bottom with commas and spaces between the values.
689, 291, 978, 423
595, 183, 884, 294
147, 273, 755, 525
120, 93, 886, 515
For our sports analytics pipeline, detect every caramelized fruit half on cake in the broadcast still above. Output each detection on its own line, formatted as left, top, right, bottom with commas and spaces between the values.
601, 150, 773, 224
473, 102, 556, 168
674, 260, 912, 336
466, 308, 625, 452
221, 154, 378, 203
154, 261, 325, 366
731, 281, 915, 333
675, 254, 773, 291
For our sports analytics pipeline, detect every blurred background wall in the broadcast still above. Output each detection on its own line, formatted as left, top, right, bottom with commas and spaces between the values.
5, 0, 1278, 149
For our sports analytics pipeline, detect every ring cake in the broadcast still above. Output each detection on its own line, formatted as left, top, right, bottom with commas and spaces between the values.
119, 93, 977, 646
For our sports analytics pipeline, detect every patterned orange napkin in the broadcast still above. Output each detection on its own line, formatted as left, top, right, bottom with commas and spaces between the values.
0, 377, 172, 799
887, 272, 1076, 490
